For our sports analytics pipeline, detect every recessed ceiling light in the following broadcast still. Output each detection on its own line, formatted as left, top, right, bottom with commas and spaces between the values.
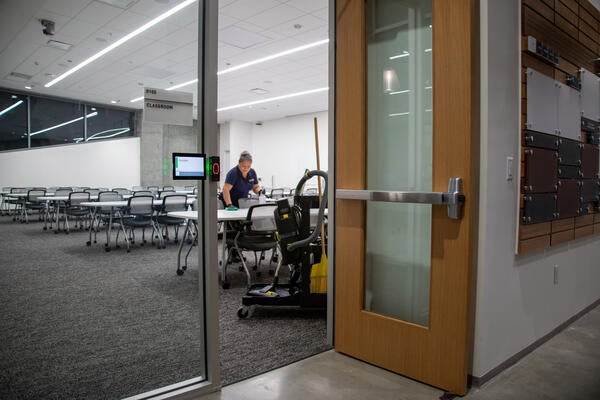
24, 86, 33, 90
46, 40, 73, 51
110, 100, 119, 104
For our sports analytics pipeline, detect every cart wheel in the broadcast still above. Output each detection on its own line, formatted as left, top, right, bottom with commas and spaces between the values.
177, 269, 184, 276
237, 307, 249, 319
222, 281, 231, 289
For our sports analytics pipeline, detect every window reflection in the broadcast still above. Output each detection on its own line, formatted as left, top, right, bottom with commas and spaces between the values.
0, 91, 28, 151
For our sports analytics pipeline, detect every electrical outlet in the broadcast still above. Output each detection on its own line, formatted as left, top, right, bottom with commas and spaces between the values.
554, 265, 559, 285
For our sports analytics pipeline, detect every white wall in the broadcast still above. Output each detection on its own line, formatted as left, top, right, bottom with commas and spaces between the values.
474, 0, 600, 378
0, 137, 141, 189
220, 111, 328, 190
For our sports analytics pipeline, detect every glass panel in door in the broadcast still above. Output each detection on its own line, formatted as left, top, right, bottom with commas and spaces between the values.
364, 0, 432, 326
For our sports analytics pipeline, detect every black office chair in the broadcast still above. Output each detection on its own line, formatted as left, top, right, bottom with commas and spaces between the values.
223, 204, 280, 288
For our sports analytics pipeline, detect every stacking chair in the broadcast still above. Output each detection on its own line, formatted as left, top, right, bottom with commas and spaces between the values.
162, 185, 175, 191
6, 187, 27, 220
91, 191, 122, 246
223, 203, 280, 288
85, 188, 100, 198
158, 189, 175, 198
116, 195, 163, 252
23, 188, 46, 223
134, 190, 154, 198
46, 188, 72, 231
270, 188, 285, 199
63, 191, 91, 233
156, 194, 188, 244
112, 188, 132, 197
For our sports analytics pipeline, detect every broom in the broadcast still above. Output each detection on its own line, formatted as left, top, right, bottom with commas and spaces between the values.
310, 116, 327, 294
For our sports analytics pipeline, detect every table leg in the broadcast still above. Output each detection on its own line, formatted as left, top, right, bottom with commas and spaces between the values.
176, 219, 191, 275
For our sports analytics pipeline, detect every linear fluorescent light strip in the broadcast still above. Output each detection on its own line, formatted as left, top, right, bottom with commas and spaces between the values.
29, 111, 98, 136
218, 39, 329, 75
130, 38, 330, 102
217, 87, 328, 112
45, 0, 197, 88
0, 100, 24, 117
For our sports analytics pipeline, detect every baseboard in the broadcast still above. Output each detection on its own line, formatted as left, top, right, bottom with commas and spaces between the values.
470, 298, 600, 387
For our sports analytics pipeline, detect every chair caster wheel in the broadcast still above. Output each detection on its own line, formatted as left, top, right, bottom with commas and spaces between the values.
222, 281, 231, 289
43, 227, 47, 231
238, 266, 244, 272
105, 247, 110, 252
126, 249, 130, 253
182, 265, 187, 271
177, 269, 184, 276
86, 241, 91, 246
237, 307, 249, 319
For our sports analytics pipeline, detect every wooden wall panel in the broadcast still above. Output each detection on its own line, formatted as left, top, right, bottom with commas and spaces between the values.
519, 0, 600, 254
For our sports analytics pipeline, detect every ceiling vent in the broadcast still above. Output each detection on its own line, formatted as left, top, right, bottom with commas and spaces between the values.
9, 72, 33, 81
95, 0, 139, 10
46, 40, 73, 51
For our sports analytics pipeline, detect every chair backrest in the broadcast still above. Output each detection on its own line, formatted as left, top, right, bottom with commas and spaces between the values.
68, 191, 90, 206
127, 195, 154, 216
162, 186, 174, 191
147, 185, 159, 191
54, 188, 73, 197
159, 190, 175, 198
161, 194, 187, 213
134, 190, 154, 197
193, 199, 199, 211
85, 188, 100, 197
112, 188, 132, 196
10, 187, 27, 194
270, 188, 285, 199
27, 189, 46, 201
246, 204, 278, 234
98, 191, 121, 202
238, 197, 260, 209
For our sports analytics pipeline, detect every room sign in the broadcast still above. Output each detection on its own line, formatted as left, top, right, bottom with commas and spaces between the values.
143, 87, 193, 126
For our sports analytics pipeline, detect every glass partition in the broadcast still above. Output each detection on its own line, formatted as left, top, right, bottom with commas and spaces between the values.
0, 90, 28, 151
84, 105, 135, 143
30, 97, 85, 147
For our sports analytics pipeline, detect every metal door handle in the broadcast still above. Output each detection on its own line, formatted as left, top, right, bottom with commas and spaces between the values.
336, 177, 465, 219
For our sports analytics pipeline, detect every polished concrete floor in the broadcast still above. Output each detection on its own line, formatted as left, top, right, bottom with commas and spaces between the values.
196, 303, 600, 400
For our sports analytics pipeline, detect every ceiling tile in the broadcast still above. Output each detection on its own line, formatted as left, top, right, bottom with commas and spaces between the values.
76, 1, 124, 25
220, 0, 280, 20
245, 4, 304, 29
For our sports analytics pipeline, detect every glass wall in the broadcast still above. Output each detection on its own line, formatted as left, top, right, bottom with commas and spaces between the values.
0, 89, 136, 151
0, 91, 28, 151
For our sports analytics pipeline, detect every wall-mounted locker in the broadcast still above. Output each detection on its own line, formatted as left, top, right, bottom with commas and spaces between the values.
580, 143, 599, 179
523, 130, 559, 150
580, 68, 599, 122
558, 138, 582, 166
558, 165, 580, 179
557, 82, 582, 141
580, 179, 600, 203
523, 147, 558, 192
523, 193, 557, 224
526, 68, 558, 135
557, 179, 579, 218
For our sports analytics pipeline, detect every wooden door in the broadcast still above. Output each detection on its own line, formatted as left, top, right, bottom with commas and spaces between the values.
334, 0, 478, 395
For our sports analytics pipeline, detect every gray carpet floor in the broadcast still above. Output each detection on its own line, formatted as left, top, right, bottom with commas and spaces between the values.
0, 214, 329, 399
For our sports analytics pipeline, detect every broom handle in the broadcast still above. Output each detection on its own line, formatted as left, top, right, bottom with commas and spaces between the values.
314, 117, 326, 256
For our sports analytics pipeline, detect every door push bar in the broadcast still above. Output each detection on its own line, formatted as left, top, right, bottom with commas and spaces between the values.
336, 177, 465, 220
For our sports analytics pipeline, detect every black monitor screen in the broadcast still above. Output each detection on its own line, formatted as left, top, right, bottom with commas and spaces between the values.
172, 152, 206, 180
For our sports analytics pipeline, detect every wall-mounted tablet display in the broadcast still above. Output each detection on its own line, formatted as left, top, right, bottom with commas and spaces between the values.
172, 152, 206, 180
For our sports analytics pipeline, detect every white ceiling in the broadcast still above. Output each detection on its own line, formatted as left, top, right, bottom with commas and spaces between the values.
0, 0, 329, 123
